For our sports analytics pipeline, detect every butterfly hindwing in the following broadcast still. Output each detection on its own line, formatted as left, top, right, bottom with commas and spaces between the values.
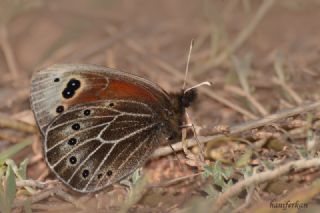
44, 100, 160, 192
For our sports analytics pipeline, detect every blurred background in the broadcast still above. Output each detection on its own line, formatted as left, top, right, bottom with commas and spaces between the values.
1, 0, 320, 120
2, 0, 320, 212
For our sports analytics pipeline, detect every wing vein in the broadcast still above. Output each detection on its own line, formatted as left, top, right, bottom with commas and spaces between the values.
83, 123, 157, 191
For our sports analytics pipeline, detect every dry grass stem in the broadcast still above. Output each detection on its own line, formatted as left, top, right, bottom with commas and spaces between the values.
272, 78, 303, 104
213, 158, 320, 211
0, 27, 19, 79
16, 180, 58, 189
225, 85, 268, 116
195, 0, 275, 75
0, 114, 36, 133
153, 101, 320, 157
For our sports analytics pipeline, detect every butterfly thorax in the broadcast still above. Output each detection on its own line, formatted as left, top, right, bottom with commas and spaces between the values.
159, 88, 197, 141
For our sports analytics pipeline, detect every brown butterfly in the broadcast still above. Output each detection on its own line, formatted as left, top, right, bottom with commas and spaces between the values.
30, 64, 196, 193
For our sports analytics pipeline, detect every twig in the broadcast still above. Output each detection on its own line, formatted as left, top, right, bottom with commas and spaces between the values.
67, 27, 139, 61
212, 158, 320, 211
0, 132, 21, 143
13, 185, 86, 210
194, 0, 275, 75
16, 180, 57, 189
152, 101, 320, 158
0, 26, 19, 79
13, 187, 62, 208
37, 168, 49, 181
273, 51, 303, 104
231, 185, 255, 213
225, 85, 268, 116
149, 172, 202, 188
55, 190, 84, 208
273, 78, 303, 104
0, 114, 36, 133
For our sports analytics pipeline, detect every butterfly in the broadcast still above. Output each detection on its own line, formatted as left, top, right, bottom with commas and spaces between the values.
30, 64, 197, 193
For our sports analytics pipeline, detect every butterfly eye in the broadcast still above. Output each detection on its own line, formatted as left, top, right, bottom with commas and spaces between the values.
71, 123, 80, 131
56, 105, 64, 113
82, 169, 89, 178
109, 102, 115, 107
54, 78, 60, 82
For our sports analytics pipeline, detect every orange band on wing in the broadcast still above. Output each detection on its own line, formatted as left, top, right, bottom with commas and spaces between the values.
65, 74, 157, 106
105, 79, 157, 102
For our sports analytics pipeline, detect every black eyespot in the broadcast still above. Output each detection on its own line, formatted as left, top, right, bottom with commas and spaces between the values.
109, 103, 114, 107
54, 78, 60, 82
62, 88, 75, 99
68, 138, 77, 145
97, 173, 103, 179
69, 156, 77, 164
107, 170, 112, 176
72, 123, 80, 131
67, 79, 81, 90
56, 105, 64, 113
84, 109, 91, 116
82, 169, 89, 178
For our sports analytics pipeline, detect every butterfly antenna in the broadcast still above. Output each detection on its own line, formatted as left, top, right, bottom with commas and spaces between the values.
181, 39, 207, 162
182, 39, 194, 91
184, 81, 212, 94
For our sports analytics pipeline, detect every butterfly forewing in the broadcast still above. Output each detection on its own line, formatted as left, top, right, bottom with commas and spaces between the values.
30, 64, 171, 135
44, 100, 160, 192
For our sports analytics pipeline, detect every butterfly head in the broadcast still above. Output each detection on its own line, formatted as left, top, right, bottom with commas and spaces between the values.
159, 88, 197, 141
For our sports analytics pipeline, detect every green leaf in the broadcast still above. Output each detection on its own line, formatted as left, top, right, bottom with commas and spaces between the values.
297, 147, 309, 159
6, 165, 16, 212
223, 166, 234, 178
261, 160, 274, 170
0, 177, 5, 212
17, 159, 28, 180
2, 165, 16, 213
202, 184, 219, 197
131, 169, 141, 185
213, 161, 225, 188
226, 179, 234, 188
119, 173, 148, 213
235, 149, 253, 167
6, 159, 35, 194
240, 165, 253, 178
203, 163, 215, 177
203, 161, 235, 191
0, 140, 33, 165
